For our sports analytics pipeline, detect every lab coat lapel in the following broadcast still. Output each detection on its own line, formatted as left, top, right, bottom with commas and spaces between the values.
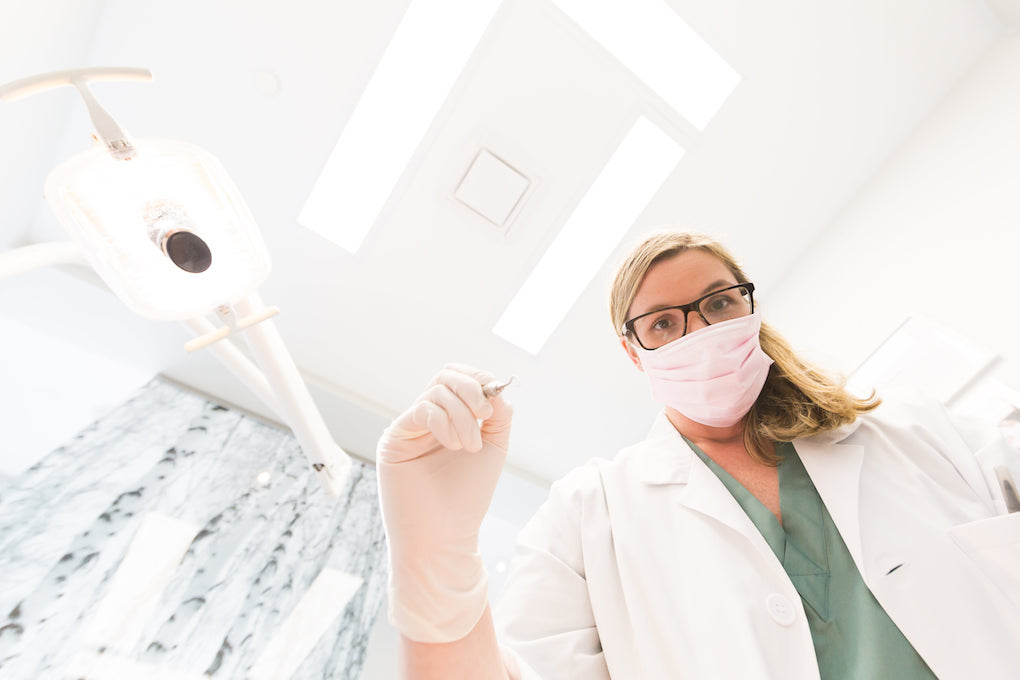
635, 414, 784, 567
677, 453, 785, 566
795, 432, 866, 574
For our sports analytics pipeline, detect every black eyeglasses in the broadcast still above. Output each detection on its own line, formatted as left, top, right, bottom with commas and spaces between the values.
623, 283, 756, 350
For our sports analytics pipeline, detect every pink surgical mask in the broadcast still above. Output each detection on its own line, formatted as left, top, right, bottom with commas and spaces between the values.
633, 312, 773, 427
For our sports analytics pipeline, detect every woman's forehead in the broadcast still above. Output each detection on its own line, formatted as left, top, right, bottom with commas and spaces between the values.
630, 250, 736, 316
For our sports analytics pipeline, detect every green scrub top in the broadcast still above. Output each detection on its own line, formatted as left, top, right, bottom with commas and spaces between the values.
685, 438, 936, 679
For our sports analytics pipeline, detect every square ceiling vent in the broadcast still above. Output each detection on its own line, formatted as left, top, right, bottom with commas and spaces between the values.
454, 149, 530, 229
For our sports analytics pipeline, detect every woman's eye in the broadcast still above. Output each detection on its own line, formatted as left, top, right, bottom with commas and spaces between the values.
649, 315, 679, 334
707, 297, 730, 311
705, 293, 738, 313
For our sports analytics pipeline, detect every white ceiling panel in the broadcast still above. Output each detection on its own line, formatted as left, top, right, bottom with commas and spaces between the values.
0, 0, 1002, 484
983, 0, 1020, 27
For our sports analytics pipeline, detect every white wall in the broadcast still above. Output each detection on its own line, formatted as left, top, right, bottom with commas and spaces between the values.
0, 1, 106, 250
0, 3, 160, 478
766, 33, 1020, 392
0, 269, 155, 477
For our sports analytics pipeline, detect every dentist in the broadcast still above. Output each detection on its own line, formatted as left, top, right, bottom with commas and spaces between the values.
376, 230, 1020, 679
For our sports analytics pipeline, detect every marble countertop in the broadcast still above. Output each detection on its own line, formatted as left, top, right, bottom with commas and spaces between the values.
0, 377, 387, 679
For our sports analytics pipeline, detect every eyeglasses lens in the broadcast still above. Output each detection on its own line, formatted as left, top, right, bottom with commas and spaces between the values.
699, 287, 752, 325
633, 286, 752, 349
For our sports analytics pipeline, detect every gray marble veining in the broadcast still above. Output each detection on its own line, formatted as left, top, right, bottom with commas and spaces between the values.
0, 377, 387, 679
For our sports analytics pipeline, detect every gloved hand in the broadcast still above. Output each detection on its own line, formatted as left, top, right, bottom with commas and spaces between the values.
377, 363, 513, 643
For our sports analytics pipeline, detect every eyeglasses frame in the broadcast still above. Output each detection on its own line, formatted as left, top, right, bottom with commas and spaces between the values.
622, 282, 756, 350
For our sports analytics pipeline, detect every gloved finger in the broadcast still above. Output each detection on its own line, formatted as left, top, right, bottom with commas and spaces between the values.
410, 398, 464, 451
431, 367, 495, 422
425, 383, 485, 452
481, 394, 514, 436
390, 364, 490, 437
412, 383, 483, 452
387, 394, 431, 439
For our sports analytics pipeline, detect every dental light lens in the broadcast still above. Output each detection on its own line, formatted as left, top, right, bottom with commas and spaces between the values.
165, 231, 212, 273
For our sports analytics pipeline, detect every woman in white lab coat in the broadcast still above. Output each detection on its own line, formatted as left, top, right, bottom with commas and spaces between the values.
376, 230, 1020, 679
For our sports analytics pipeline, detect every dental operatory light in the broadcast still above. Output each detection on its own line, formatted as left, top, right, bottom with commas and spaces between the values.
47, 138, 272, 320
1, 68, 271, 320
0, 67, 351, 497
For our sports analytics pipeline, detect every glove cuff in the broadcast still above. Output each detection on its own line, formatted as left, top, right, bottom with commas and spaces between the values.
387, 552, 490, 643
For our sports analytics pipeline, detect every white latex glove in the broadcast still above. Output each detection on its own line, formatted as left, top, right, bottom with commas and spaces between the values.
377, 363, 513, 643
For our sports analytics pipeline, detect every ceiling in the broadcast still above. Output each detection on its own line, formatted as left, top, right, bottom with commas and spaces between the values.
984, 0, 1020, 27
0, 0, 1009, 485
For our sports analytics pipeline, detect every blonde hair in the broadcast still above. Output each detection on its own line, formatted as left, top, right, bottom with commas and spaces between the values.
610, 229, 879, 465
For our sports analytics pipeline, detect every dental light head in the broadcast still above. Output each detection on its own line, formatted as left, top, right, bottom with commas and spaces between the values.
1, 67, 352, 498
0, 67, 271, 320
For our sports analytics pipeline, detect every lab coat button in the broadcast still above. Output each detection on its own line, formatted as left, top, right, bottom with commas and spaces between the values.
765, 593, 797, 626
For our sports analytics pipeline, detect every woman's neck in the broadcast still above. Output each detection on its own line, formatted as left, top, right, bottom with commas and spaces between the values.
664, 406, 746, 449
666, 407, 777, 464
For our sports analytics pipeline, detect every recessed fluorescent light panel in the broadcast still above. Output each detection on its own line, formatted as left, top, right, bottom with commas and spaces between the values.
298, 0, 504, 253
493, 116, 685, 354
551, 0, 741, 130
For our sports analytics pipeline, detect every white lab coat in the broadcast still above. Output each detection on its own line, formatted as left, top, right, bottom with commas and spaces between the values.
493, 398, 1020, 679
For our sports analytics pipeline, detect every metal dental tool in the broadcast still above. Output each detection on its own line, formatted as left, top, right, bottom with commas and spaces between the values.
482, 376, 518, 398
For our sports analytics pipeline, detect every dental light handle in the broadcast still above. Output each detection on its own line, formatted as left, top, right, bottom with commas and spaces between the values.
0, 67, 152, 159
233, 293, 353, 498
0, 243, 348, 497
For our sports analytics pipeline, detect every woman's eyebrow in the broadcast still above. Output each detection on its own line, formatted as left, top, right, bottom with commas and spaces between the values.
640, 280, 735, 315
698, 279, 735, 296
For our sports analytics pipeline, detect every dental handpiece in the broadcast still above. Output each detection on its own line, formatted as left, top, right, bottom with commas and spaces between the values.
482, 376, 518, 398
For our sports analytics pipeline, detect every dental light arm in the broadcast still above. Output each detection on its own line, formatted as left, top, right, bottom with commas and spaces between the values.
0, 67, 150, 159
0, 241, 86, 278
0, 67, 351, 497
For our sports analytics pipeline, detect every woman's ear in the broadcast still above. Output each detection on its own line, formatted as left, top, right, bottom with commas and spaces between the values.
620, 336, 644, 373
